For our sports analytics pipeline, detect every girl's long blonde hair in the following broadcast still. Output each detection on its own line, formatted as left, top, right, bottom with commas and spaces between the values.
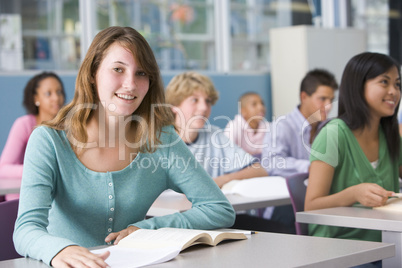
45, 26, 173, 153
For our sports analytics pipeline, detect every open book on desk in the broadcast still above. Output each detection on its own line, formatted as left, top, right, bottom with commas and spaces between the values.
91, 228, 248, 268
373, 193, 402, 212
221, 176, 289, 198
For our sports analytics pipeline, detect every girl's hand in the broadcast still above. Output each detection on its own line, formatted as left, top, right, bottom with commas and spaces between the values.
51, 245, 110, 268
105, 225, 140, 245
354, 183, 394, 207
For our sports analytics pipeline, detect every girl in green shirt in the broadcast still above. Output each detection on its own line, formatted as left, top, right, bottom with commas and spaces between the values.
305, 52, 402, 243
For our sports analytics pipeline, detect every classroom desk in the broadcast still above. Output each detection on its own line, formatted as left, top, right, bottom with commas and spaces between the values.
0, 231, 394, 268
147, 190, 291, 217
296, 207, 402, 268
0, 178, 20, 195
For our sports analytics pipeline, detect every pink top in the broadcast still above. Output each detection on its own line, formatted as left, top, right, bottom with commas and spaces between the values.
0, 114, 36, 179
224, 114, 270, 157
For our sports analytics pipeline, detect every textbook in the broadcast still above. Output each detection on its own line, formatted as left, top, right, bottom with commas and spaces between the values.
374, 193, 402, 212
91, 228, 248, 267
221, 176, 289, 198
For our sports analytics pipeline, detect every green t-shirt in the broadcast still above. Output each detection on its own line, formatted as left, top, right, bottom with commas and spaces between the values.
309, 119, 401, 242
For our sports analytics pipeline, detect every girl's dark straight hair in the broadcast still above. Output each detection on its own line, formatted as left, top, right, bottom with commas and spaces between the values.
338, 52, 401, 161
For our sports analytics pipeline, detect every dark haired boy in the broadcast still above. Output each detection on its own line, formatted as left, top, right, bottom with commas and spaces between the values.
261, 68, 338, 231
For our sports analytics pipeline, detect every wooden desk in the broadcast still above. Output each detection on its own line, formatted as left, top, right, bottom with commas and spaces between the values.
147, 190, 291, 217
0, 178, 20, 195
0, 231, 394, 268
297, 207, 402, 268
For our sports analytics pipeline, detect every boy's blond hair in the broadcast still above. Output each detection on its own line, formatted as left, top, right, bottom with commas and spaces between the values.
165, 71, 219, 106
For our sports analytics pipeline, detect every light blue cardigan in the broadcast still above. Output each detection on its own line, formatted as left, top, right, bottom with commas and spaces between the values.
14, 125, 235, 265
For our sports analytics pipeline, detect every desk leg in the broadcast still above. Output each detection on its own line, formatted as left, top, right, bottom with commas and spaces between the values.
382, 231, 401, 268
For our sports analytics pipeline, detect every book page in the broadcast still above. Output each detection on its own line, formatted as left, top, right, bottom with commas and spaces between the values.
91, 228, 247, 267
118, 228, 247, 250
221, 176, 289, 198
118, 228, 212, 250
91, 245, 181, 268
202, 230, 247, 245
374, 197, 402, 212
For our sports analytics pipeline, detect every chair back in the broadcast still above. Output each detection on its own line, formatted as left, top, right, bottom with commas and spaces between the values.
285, 173, 309, 235
0, 199, 22, 260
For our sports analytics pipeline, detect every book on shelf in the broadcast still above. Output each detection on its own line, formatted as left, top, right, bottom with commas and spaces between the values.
373, 193, 402, 212
221, 176, 289, 198
91, 228, 248, 267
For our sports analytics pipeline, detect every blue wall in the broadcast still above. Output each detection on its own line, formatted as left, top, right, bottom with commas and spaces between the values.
0, 72, 271, 153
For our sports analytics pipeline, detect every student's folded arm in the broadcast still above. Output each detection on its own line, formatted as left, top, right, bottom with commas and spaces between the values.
305, 160, 368, 210
215, 162, 268, 186
13, 128, 77, 266
236, 162, 268, 179
133, 131, 235, 231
